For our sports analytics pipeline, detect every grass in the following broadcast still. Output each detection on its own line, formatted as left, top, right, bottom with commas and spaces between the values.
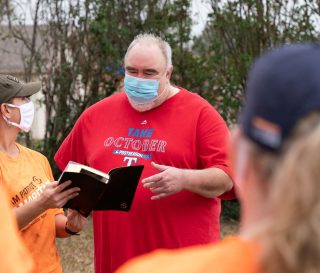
57, 216, 239, 273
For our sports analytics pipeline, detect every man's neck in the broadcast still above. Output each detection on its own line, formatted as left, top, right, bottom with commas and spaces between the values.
239, 189, 272, 240
167, 85, 180, 98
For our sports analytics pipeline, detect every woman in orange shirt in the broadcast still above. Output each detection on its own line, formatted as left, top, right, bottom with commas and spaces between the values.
116, 42, 320, 273
0, 74, 86, 273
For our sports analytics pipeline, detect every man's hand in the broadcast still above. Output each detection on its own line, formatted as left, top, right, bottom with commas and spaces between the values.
66, 209, 87, 233
142, 162, 185, 200
142, 162, 234, 200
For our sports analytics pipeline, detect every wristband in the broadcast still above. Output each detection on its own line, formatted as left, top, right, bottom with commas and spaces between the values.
65, 223, 80, 236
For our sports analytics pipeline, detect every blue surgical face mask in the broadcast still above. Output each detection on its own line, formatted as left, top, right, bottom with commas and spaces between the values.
124, 74, 159, 103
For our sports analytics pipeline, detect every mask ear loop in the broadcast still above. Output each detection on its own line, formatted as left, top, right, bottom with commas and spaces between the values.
2, 103, 20, 128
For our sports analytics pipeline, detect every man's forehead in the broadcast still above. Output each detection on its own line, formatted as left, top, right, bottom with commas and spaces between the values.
131, 40, 161, 51
126, 42, 166, 65
125, 47, 166, 71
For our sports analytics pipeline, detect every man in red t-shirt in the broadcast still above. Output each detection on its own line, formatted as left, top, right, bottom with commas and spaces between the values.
55, 33, 235, 273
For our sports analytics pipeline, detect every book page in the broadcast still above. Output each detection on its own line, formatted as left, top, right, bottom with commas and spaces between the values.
64, 161, 110, 180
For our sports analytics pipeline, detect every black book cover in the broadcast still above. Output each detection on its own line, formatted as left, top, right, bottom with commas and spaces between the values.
95, 165, 144, 211
58, 163, 144, 217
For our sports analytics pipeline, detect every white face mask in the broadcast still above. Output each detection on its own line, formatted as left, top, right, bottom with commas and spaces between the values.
3, 100, 35, 132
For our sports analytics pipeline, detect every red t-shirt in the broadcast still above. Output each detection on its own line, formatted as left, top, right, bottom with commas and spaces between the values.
55, 88, 234, 273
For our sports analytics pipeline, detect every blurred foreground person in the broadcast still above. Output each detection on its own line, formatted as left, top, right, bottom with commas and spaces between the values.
116, 42, 320, 273
0, 184, 33, 273
0, 75, 86, 273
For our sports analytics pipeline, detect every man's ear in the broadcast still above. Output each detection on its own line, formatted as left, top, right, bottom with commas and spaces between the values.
166, 66, 173, 79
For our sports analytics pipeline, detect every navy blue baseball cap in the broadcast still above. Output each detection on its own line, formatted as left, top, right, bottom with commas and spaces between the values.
241, 42, 320, 151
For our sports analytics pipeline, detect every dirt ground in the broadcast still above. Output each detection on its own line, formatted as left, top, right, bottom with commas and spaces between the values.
57, 216, 239, 273
57, 216, 94, 273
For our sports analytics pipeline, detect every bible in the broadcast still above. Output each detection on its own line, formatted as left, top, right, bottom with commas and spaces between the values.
58, 161, 144, 217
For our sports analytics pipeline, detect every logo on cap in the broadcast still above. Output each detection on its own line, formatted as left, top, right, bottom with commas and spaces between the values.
6, 75, 21, 83
251, 117, 282, 149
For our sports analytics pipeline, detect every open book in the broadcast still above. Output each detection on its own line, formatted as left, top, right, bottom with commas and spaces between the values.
58, 161, 144, 217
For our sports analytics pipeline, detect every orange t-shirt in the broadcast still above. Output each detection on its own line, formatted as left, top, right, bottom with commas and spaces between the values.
0, 143, 63, 273
115, 236, 261, 273
0, 184, 33, 273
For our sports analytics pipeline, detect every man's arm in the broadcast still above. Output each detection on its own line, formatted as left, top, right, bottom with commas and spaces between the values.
142, 162, 233, 200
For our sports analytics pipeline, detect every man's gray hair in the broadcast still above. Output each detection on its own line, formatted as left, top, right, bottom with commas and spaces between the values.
124, 33, 172, 71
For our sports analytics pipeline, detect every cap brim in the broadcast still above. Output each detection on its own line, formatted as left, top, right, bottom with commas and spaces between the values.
17, 81, 41, 97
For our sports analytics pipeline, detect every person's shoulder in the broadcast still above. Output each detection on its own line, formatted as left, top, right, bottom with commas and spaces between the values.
176, 87, 223, 120
178, 87, 215, 107
206, 236, 259, 260
73, 91, 126, 125
90, 91, 126, 108
83, 91, 127, 115
174, 236, 259, 268
178, 87, 202, 99
116, 236, 260, 273
18, 144, 47, 161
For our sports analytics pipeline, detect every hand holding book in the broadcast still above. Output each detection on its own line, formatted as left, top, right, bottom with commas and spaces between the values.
65, 208, 87, 235
37, 180, 80, 210
58, 162, 144, 217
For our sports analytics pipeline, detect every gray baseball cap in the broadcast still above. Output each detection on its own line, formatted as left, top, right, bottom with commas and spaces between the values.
0, 74, 41, 103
